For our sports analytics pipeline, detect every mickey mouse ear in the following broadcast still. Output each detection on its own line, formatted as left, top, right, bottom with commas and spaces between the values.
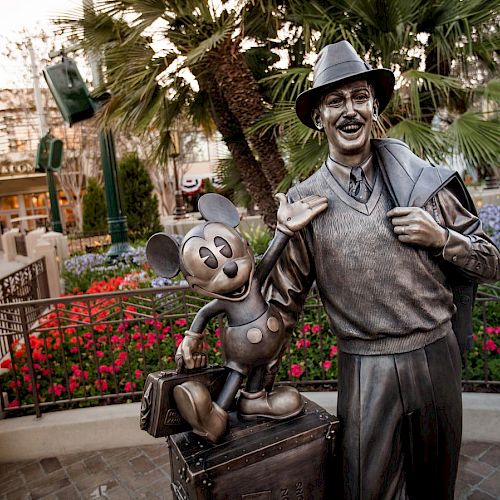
198, 193, 240, 228
146, 233, 181, 278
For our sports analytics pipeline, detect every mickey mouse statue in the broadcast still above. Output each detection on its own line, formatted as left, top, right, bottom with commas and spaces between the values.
146, 192, 327, 442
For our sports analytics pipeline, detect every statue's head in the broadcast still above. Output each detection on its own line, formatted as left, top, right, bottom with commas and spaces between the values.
295, 41, 395, 161
146, 193, 255, 302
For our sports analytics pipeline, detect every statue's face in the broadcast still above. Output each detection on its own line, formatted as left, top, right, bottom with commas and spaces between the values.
313, 79, 376, 164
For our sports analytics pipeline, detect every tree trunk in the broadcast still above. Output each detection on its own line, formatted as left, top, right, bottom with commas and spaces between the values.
208, 38, 287, 193
197, 71, 278, 228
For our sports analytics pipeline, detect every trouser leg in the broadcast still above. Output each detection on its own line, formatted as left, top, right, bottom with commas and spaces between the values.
401, 333, 462, 500
337, 333, 462, 500
337, 352, 406, 500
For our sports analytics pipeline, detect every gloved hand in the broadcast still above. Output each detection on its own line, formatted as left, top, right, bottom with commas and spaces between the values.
175, 331, 208, 371
387, 207, 448, 249
275, 193, 328, 236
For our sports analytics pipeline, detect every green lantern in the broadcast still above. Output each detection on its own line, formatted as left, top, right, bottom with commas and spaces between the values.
36, 134, 64, 172
42, 58, 95, 126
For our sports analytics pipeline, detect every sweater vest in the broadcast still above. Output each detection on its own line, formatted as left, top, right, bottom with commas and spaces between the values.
296, 165, 455, 355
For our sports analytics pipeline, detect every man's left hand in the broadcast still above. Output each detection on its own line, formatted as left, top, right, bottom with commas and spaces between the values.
387, 207, 447, 249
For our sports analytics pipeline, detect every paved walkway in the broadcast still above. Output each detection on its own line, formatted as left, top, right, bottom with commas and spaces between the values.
0, 441, 499, 499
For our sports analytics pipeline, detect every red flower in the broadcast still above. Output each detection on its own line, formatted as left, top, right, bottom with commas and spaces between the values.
48, 383, 65, 396
70, 347, 78, 353
0, 359, 11, 369
329, 345, 338, 358
95, 379, 108, 392
295, 339, 311, 349
175, 318, 187, 327
302, 324, 311, 333
311, 324, 321, 334
124, 381, 136, 392
8, 400, 19, 408
174, 334, 183, 347
134, 369, 142, 379
118, 352, 128, 361
288, 364, 304, 378
99, 365, 111, 374
322, 360, 332, 370
484, 339, 497, 352
96, 350, 105, 358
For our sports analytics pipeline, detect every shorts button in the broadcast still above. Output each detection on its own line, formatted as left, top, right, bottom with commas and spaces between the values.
267, 316, 280, 332
247, 328, 263, 344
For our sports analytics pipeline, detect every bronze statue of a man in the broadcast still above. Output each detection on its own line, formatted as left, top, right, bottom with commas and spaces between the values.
266, 41, 500, 499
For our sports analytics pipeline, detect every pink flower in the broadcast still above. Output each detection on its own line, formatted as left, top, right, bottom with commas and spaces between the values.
132, 332, 141, 340
99, 365, 111, 374
485, 326, 495, 335
288, 364, 304, 378
329, 345, 338, 358
124, 381, 136, 392
134, 369, 142, 379
295, 339, 311, 349
311, 324, 321, 334
118, 352, 128, 361
70, 347, 78, 353
322, 360, 332, 370
484, 339, 497, 352
302, 324, 311, 333
48, 383, 65, 396
96, 350, 105, 358
95, 379, 108, 392
175, 318, 187, 327
162, 326, 171, 334
215, 339, 222, 349
174, 334, 183, 347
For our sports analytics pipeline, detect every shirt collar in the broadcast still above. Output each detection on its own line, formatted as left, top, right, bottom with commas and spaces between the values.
326, 152, 376, 191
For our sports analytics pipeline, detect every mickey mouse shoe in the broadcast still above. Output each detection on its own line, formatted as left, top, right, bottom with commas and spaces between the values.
174, 381, 228, 443
237, 386, 304, 421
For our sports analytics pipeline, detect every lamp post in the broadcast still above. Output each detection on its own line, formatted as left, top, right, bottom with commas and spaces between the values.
168, 131, 186, 219
28, 41, 63, 233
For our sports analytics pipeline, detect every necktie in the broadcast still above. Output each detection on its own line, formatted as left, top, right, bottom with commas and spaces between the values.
348, 166, 371, 203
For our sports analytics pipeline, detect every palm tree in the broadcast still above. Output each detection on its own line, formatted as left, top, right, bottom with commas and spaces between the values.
58, 0, 499, 215
57, 0, 294, 226
255, 0, 499, 187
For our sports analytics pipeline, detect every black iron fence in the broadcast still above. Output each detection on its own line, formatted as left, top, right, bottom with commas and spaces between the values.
0, 258, 50, 363
0, 283, 498, 418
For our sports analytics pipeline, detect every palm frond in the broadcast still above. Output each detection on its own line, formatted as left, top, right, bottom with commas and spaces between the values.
280, 134, 328, 190
446, 112, 500, 168
387, 120, 448, 164
259, 67, 312, 102
182, 18, 236, 67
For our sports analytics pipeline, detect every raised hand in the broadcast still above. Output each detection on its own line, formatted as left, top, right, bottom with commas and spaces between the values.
387, 206, 448, 249
275, 193, 328, 236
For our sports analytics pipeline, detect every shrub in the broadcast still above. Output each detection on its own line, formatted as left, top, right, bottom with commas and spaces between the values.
82, 177, 107, 233
118, 152, 162, 241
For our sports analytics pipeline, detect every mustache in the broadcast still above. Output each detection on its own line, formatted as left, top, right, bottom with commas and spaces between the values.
337, 119, 364, 128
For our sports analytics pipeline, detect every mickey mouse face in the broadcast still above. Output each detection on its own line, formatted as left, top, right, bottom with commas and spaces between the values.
181, 222, 254, 300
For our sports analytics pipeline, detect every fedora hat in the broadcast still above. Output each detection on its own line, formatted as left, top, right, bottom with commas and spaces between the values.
296, 41, 395, 130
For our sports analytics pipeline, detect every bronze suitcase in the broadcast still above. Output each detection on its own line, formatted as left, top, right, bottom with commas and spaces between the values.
168, 397, 339, 499
140, 365, 228, 438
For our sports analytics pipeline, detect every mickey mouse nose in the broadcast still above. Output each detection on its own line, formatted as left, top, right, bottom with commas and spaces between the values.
223, 261, 238, 278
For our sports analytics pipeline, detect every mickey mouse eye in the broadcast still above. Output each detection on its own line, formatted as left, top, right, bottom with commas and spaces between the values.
199, 247, 218, 269
214, 237, 233, 258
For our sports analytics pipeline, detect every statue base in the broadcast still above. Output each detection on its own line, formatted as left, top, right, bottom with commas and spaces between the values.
167, 396, 339, 499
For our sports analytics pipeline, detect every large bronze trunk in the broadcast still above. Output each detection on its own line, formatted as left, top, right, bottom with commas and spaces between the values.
167, 397, 339, 499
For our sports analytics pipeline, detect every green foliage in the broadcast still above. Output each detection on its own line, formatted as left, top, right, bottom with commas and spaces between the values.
82, 177, 107, 233
118, 152, 162, 241
241, 225, 273, 257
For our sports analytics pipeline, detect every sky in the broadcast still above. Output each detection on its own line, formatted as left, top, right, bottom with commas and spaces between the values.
0, 0, 81, 87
